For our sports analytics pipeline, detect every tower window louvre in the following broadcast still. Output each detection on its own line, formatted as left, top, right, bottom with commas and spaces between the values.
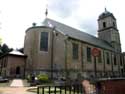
103, 22, 106, 28
113, 22, 116, 27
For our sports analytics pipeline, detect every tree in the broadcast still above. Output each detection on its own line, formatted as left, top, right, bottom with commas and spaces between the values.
0, 43, 13, 56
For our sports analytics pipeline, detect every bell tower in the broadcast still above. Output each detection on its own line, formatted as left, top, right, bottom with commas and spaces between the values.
98, 8, 121, 52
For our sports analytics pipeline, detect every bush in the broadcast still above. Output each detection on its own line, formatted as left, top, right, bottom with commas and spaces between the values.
37, 74, 49, 83
27, 74, 32, 82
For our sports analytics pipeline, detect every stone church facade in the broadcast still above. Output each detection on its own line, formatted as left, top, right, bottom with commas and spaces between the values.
24, 9, 124, 79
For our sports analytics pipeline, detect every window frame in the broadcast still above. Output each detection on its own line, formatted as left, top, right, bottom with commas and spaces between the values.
114, 55, 117, 65
98, 50, 102, 63
87, 47, 91, 62
103, 22, 106, 28
106, 52, 110, 64
40, 32, 49, 52
72, 43, 79, 60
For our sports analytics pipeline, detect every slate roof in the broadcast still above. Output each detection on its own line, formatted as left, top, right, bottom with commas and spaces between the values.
0, 50, 26, 59
42, 18, 114, 51
9, 50, 25, 56
98, 9, 116, 20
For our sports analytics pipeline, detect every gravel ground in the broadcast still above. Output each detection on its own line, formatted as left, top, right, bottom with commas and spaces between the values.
0, 79, 36, 94
0, 87, 36, 94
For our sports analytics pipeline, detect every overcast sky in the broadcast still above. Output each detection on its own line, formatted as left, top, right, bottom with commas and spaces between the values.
0, 0, 125, 52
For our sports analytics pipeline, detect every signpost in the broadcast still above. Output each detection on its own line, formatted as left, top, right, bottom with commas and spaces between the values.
92, 48, 100, 78
92, 48, 100, 57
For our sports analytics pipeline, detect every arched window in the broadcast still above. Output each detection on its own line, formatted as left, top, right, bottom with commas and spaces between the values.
40, 32, 48, 51
98, 50, 102, 63
72, 43, 78, 60
106, 52, 110, 64
87, 47, 91, 62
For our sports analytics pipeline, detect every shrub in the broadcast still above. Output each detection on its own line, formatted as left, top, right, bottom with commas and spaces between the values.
27, 74, 32, 82
37, 74, 49, 83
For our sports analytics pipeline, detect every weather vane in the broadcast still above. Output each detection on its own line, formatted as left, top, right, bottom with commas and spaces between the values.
104, 0, 108, 11
105, 7, 107, 12
45, 4, 48, 18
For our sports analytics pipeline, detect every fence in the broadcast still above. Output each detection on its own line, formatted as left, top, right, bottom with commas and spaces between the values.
37, 85, 84, 94
37, 78, 125, 94
37, 85, 96, 94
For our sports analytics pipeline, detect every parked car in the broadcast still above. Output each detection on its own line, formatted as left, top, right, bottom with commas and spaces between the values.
0, 76, 9, 83
54, 77, 66, 85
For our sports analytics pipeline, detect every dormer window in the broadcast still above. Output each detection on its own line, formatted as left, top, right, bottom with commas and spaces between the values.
103, 22, 106, 28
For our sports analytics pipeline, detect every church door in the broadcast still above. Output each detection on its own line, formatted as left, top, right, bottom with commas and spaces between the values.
16, 66, 20, 75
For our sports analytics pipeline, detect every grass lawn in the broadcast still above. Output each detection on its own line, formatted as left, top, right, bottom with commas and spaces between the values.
0, 80, 12, 87
27, 87, 81, 94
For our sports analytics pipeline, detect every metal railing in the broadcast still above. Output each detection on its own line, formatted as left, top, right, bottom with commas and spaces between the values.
37, 85, 84, 94
36, 77, 125, 94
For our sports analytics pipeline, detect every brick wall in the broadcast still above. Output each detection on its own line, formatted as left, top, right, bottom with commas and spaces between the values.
97, 79, 125, 94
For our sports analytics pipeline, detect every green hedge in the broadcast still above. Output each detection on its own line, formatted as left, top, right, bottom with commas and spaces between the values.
37, 74, 49, 83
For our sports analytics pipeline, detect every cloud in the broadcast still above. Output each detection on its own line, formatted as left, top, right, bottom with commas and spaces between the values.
48, 0, 79, 18
77, 18, 98, 36
47, 0, 102, 36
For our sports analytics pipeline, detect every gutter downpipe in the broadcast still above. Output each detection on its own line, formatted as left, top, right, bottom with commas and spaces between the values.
50, 27, 55, 80
103, 50, 106, 77
64, 35, 68, 79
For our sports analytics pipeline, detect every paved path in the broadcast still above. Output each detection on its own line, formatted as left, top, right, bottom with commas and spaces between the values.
0, 87, 36, 94
10, 79, 24, 87
0, 79, 36, 94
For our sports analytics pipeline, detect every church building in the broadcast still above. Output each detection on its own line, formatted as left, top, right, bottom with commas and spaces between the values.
0, 50, 26, 78
24, 9, 124, 79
